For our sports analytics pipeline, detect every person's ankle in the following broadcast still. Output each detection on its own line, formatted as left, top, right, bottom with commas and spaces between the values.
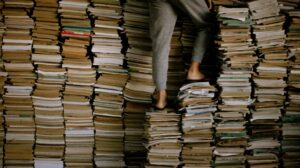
155, 90, 167, 109
187, 69, 205, 80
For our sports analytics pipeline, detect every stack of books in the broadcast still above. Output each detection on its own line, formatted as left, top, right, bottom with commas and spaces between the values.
2, 6, 35, 86
93, 73, 128, 167
89, 0, 124, 74
167, 24, 185, 101
216, 6, 256, 70
31, 1, 65, 167
89, 0, 127, 167
0, 72, 7, 167
124, 102, 151, 167
59, 0, 95, 167
283, 9, 300, 167
123, 0, 154, 166
178, 82, 217, 168
286, 10, 300, 51
123, 0, 155, 104
215, 4, 254, 168
144, 110, 182, 167
32, 0, 61, 64
248, 0, 285, 167
2, 0, 35, 167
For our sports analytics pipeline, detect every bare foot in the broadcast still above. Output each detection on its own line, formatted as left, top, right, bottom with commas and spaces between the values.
187, 61, 205, 80
154, 90, 167, 110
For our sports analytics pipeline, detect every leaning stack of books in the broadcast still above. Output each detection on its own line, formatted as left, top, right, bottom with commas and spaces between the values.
0, 72, 7, 167
178, 82, 217, 168
31, 1, 65, 167
215, 4, 254, 168
89, 0, 128, 167
123, 0, 155, 104
2, 0, 36, 167
59, 0, 95, 167
144, 110, 182, 167
283, 9, 300, 168
123, 0, 154, 166
248, 0, 285, 167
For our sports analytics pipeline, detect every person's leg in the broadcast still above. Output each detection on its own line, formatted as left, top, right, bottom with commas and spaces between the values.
149, 0, 177, 109
170, 0, 212, 80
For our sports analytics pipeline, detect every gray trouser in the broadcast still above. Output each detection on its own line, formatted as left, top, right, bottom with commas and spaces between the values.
149, 0, 212, 90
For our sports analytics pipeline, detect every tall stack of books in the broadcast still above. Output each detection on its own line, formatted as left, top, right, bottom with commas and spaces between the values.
89, 1, 128, 167
214, 4, 254, 168
144, 110, 182, 167
123, 0, 154, 166
248, 0, 285, 167
2, 0, 36, 167
123, 0, 155, 104
59, 0, 95, 167
31, 0, 65, 167
0, 72, 7, 167
167, 24, 185, 102
178, 82, 217, 168
283, 9, 300, 167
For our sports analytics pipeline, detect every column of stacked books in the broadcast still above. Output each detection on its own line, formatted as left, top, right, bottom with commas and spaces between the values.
247, 0, 286, 167
214, 3, 254, 167
144, 109, 182, 167
177, 82, 217, 168
2, 0, 36, 167
88, 0, 128, 167
59, 0, 95, 167
166, 23, 185, 102
0, 3, 5, 166
31, 0, 65, 167
123, 0, 155, 166
283, 9, 300, 168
